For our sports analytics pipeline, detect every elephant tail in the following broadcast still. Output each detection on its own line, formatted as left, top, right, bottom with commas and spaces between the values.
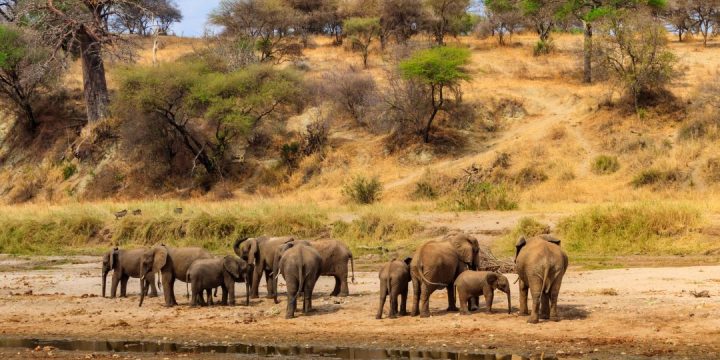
186, 269, 191, 299
350, 253, 355, 284
417, 259, 447, 287
541, 264, 551, 295
298, 250, 305, 293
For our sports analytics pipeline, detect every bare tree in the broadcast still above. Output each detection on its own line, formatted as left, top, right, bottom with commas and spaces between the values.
21, 0, 149, 123
380, 0, 425, 46
110, 0, 182, 35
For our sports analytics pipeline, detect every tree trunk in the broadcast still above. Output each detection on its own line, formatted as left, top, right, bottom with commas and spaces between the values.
423, 86, 444, 143
583, 21, 593, 84
79, 31, 110, 123
21, 100, 37, 130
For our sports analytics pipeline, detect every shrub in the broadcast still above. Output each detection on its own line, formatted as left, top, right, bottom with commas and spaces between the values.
412, 181, 438, 200
342, 176, 383, 204
323, 68, 379, 126
592, 155, 620, 175
631, 168, 686, 188
533, 39, 554, 56
331, 213, 423, 255
557, 204, 703, 255
62, 163, 77, 180
515, 166, 548, 185
494, 217, 550, 256
447, 181, 518, 211
280, 142, 301, 169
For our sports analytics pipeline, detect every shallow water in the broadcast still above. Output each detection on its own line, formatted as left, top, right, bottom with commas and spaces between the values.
0, 337, 557, 359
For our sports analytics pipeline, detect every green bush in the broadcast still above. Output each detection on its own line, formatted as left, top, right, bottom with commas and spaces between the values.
557, 204, 703, 255
412, 181, 438, 200
447, 181, 518, 211
62, 163, 77, 180
342, 176, 383, 204
515, 166, 548, 185
533, 40, 554, 56
631, 168, 685, 188
493, 217, 550, 256
592, 155, 620, 175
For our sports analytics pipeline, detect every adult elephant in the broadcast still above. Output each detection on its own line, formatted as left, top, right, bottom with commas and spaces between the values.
410, 232, 480, 318
102, 247, 158, 298
233, 236, 294, 299
270, 239, 354, 298
515, 234, 568, 323
138, 245, 212, 307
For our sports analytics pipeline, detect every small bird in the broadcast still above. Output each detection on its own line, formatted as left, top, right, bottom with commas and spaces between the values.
132, 209, 142, 216
173, 208, 183, 214
114, 210, 128, 220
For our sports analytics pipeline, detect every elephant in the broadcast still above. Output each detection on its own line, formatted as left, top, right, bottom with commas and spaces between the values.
455, 271, 511, 315
186, 255, 250, 307
102, 247, 158, 298
376, 257, 412, 319
270, 239, 355, 298
233, 236, 294, 299
273, 241, 322, 319
515, 234, 569, 323
138, 245, 212, 307
410, 232, 480, 318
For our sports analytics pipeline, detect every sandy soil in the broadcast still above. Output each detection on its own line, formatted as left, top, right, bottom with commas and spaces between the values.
0, 256, 719, 359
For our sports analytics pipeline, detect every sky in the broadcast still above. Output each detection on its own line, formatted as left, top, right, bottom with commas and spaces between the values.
172, 0, 222, 37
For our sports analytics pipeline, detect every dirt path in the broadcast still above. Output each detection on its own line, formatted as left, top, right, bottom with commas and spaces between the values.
0, 257, 719, 359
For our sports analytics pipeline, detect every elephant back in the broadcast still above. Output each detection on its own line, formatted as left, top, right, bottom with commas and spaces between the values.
411, 240, 462, 286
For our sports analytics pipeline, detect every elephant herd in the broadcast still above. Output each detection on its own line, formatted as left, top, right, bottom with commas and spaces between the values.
101, 232, 568, 323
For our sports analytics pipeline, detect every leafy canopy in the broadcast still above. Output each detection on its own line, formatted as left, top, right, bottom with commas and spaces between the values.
343, 17, 381, 36
399, 46, 471, 86
0, 25, 25, 70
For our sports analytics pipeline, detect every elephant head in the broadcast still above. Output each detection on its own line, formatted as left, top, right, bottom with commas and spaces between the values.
515, 235, 561, 261
223, 255, 247, 282
449, 233, 480, 270
403, 257, 412, 266
101, 247, 119, 298
487, 272, 512, 314
139, 246, 168, 307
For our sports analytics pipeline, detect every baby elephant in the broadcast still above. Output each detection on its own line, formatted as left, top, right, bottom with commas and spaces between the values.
186, 256, 250, 307
455, 271, 511, 315
376, 257, 412, 319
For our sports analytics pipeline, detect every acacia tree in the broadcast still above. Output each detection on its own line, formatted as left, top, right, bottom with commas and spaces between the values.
688, 0, 720, 47
344, 17, 381, 68
0, 24, 60, 130
210, 0, 299, 62
425, 0, 471, 45
559, 0, 667, 84
110, 0, 182, 36
521, 0, 565, 45
379, 0, 425, 46
485, 0, 523, 46
663, 0, 693, 42
399, 46, 471, 143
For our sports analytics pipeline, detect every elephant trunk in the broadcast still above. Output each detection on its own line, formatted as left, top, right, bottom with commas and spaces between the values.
233, 237, 249, 258
102, 269, 108, 298
506, 291, 512, 314
139, 276, 149, 307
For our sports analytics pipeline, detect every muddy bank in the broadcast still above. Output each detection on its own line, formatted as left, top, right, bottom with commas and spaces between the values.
0, 257, 719, 359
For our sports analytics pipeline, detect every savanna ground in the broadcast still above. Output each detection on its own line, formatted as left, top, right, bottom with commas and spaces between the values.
2, 32, 720, 358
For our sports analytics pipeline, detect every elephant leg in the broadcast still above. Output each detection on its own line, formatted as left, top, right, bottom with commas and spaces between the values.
469, 296, 479, 312
286, 281, 298, 319
541, 293, 550, 319
549, 278, 563, 321
376, 284, 388, 319
264, 268, 274, 298
329, 275, 340, 296
120, 275, 129, 297
419, 285, 432, 318
206, 289, 214, 306
399, 286, 408, 316
485, 291, 494, 314
227, 283, 235, 306
250, 265, 262, 299
446, 283, 458, 312
458, 290, 470, 315
389, 288, 399, 319
148, 276, 159, 298
518, 279, 529, 316
528, 284, 541, 324
411, 277, 421, 317
160, 272, 174, 307
110, 272, 120, 299
339, 268, 350, 297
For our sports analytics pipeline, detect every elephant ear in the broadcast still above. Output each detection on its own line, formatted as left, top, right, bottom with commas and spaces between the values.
109, 248, 119, 269
224, 256, 241, 279
247, 239, 259, 266
403, 257, 412, 266
486, 272, 499, 288
152, 246, 168, 272
451, 234, 474, 265
515, 236, 527, 261
541, 234, 561, 246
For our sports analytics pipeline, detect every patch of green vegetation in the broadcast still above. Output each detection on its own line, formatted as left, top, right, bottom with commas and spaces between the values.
592, 155, 620, 175
331, 212, 423, 256
444, 181, 518, 211
631, 168, 686, 187
342, 176, 383, 204
62, 163, 77, 180
493, 217, 551, 257
557, 203, 704, 255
